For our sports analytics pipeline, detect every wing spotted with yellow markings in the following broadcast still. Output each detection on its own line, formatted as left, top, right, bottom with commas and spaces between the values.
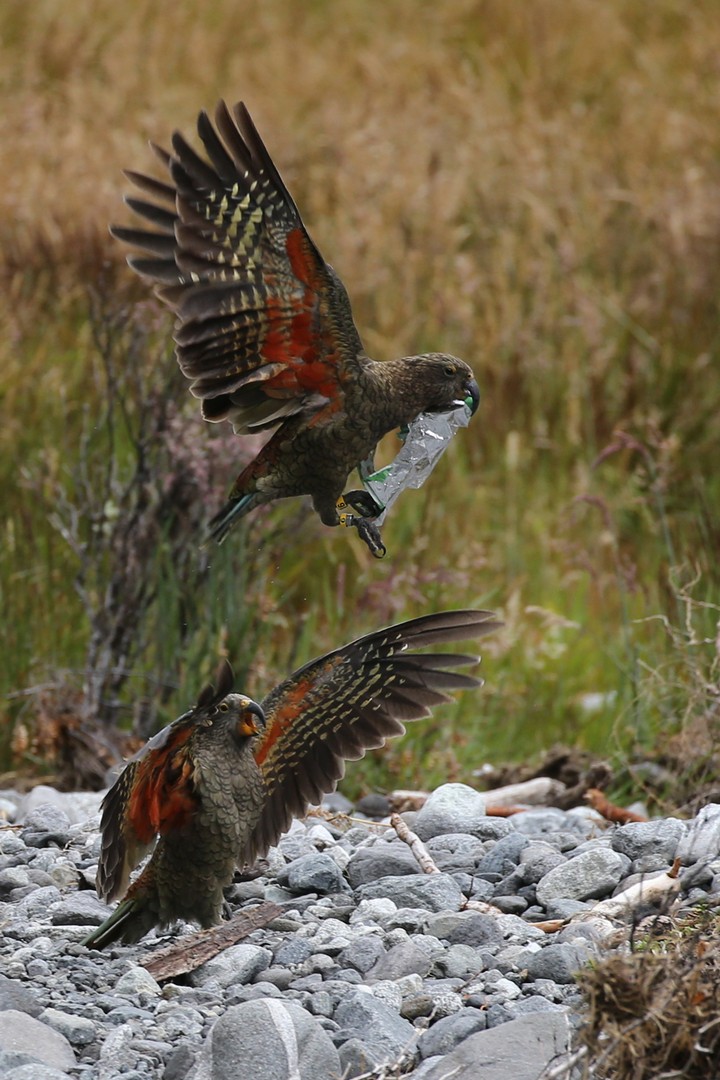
96, 661, 234, 902
245, 610, 501, 864
111, 101, 365, 434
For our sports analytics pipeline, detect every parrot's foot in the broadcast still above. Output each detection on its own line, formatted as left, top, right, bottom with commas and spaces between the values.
336, 492, 386, 558
342, 489, 382, 518
355, 517, 386, 559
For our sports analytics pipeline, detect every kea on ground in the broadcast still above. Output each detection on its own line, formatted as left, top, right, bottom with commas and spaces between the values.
82, 610, 499, 948
112, 101, 479, 554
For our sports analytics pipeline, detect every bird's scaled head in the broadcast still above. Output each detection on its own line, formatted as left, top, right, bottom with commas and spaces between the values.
216, 694, 266, 744
411, 353, 480, 416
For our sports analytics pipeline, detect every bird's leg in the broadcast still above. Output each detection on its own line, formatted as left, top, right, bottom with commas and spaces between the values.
335, 492, 386, 559
342, 489, 383, 518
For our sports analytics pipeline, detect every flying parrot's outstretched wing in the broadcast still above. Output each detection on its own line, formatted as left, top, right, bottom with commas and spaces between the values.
247, 610, 501, 865
112, 101, 365, 434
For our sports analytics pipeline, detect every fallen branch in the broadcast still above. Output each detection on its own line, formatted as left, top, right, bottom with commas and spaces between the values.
142, 901, 283, 981
478, 777, 567, 808
586, 859, 681, 921
390, 812, 441, 874
585, 788, 647, 823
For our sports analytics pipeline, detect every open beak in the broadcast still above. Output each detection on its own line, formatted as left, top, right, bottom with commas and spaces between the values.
237, 699, 266, 737
463, 378, 480, 415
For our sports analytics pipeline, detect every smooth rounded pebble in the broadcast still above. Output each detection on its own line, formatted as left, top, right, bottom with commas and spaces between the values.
535, 848, 629, 905
0, 1011, 76, 1071
414, 784, 487, 840
193, 999, 341, 1080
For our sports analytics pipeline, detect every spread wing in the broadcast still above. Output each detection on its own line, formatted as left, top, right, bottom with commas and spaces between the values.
112, 101, 365, 433
96, 661, 235, 902
245, 610, 501, 864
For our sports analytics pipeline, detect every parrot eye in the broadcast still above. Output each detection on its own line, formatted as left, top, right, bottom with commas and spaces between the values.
218, 702, 229, 712
443, 363, 456, 378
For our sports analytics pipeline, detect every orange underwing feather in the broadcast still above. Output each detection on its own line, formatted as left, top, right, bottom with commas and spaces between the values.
242, 610, 501, 866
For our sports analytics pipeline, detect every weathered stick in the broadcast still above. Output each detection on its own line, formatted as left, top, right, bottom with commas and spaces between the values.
587, 858, 681, 921
585, 788, 648, 824
390, 812, 441, 874
142, 901, 283, 981
480, 777, 567, 808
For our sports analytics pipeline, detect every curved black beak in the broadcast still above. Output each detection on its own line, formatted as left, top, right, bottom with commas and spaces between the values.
464, 378, 480, 415
238, 699, 266, 737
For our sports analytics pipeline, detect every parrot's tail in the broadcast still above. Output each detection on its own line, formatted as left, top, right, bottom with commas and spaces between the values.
81, 894, 158, 950
207, 493, 263, 545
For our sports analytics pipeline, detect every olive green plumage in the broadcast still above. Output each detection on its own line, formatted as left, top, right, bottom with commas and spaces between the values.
83, 610, 500, 948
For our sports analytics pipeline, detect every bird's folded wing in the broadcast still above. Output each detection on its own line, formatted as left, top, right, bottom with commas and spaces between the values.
112, 101, 365, 431
96, 661, 234, 902
245, 610, 501, 865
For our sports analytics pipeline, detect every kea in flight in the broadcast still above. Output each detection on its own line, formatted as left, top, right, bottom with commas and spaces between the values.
112, 101, 479, 554
82, 610, 499, 948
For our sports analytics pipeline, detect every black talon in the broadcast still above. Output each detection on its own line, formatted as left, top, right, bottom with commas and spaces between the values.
355, 517, 386, 559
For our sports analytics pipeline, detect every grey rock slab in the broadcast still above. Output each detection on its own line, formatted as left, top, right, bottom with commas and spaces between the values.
189, 943, 272, 988
417, 1010, 571, 1080
286, 852, 349, 894
49, 892, 112, 926
349, 897, 398, 926
0, 867, 31, 894
519, 842, 567, 883
15, 885, 62, 919
355, 874, 464, 913
677, 803, 720, 865
114, 965, 162, 997
610, 818, 685, 862
511, 807, 586, 836
17, 787, 103, 826
4, 1067, 73, 1080
525, 942, 592, 984
346, 842, 421, 887
0, 975, 42, 1016
475, 832, 530, 877
536, 847, 629, 905
430, 943, 485, 979
337, 934, 386, 974
414, 784, 487, 840
164, 1045, 197, 1080
0, 830, 26, 855
335, 991, 416, 1058
192, 999, 341, 1080
38, 1008, 96, 1047
418, 1008, 487, 1059
322, 791, 354, 815
0, 1010, 76, 1071
368, 980, 403, 1012
367, 940, 433, 982
386, 907, 430, 933
544, 898, 591, 920
338, 1037, 394, 1078
273, 938, 314, 967
426, 910, 504, 947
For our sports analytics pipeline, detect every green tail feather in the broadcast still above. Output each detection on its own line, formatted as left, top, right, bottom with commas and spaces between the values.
82, 896, 156, 950
207, 493, 259, 544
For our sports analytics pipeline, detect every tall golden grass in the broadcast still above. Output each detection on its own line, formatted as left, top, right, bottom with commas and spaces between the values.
3, 0, 720, 794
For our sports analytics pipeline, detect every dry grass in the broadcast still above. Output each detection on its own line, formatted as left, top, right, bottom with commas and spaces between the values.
3, 0, 720, 791
576, 910, 720, 1078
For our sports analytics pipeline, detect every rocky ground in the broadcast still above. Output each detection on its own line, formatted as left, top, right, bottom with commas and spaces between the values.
1, 782, 719, 1080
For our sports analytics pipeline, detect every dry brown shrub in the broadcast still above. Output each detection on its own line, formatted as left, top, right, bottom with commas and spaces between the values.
576, 913, 720, 1079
